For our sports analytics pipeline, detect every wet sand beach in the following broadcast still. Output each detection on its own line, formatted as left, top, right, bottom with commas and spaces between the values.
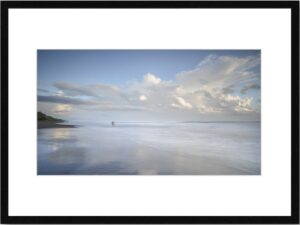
38, 122, 261, 175
38, 121, 77, 129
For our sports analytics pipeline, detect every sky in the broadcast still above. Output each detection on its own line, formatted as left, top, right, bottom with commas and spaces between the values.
37, 50, 261, 122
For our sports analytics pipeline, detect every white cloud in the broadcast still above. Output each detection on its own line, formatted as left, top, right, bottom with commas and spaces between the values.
54, 90, 64, 96
174, 96, 193, 109
54, 81, 120, 98
175, 86, 186, 95
176, 54, 260, 93
53, 104, 72, 115
139, 95, 147, 101
144, 73, 161, 85
172, 54, 260, 116
234, 97, 254, 112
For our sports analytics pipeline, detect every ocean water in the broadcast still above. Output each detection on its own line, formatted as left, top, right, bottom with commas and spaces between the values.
37, 122, 261, 175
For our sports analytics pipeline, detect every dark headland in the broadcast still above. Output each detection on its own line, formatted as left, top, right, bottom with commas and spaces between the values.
38, 112, 77, 129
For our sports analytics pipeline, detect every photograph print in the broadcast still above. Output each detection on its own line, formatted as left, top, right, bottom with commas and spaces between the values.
37, 50, 261, 175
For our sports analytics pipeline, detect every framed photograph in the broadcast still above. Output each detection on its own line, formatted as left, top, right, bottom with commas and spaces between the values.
1, 1, 299, 224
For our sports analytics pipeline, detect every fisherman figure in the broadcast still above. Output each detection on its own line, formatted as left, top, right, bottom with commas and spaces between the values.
111, 121, 115, 126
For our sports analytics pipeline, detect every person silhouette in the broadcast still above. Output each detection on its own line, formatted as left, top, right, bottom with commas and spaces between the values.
111, 121, 115, 126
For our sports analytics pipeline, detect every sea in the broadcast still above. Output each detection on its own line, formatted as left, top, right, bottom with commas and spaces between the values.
37, 121, 261, 175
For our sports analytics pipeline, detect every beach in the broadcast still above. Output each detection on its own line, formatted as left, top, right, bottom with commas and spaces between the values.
37, 121, 261, 175
38, 121, 77, 129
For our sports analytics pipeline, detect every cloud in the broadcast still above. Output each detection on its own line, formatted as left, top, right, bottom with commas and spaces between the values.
92, 104, 147, 111
38, 54, 260, 120
126, 75, 178, 110
221, 85, 235, 94
144, 73, 161, 85
38, 88, 49, 93
172, 54, 260, 115
38, 94, 147, 112
53, 104, 72, 115
173, 96, 193, 109
54, 90, 64, 96
219, 94, 254, 112
139, 95, 147, 101
54, 81, 120, 98
38, 95, 97, 105
240, 83, 260, 94
176, 54, 260, 92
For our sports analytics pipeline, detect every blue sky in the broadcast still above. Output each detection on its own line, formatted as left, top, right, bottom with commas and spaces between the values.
38, 50, 260, 122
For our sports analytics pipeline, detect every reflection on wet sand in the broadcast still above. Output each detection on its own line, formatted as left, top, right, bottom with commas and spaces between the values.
38, 122, 261, 175
48, 147, 86, 165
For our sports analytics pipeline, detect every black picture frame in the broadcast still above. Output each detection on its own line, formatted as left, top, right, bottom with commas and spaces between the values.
1, 1, 299, 224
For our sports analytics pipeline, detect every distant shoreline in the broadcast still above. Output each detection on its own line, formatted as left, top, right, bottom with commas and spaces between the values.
38, 121, 77, 129
183, 121, 260, 123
